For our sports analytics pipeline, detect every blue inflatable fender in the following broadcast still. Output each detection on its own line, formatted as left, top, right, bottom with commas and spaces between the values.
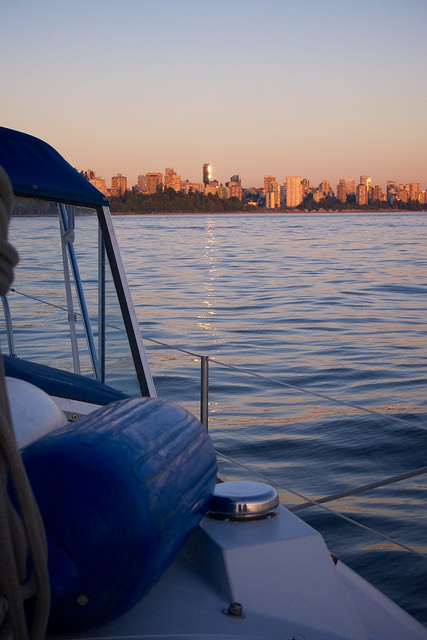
20, 397, 217, 632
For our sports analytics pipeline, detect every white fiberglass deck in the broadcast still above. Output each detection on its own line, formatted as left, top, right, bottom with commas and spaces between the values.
63, 502, 427, 640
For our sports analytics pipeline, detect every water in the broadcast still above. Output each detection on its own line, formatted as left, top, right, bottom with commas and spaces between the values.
114, 212, 427, 625
7, 211, 427, 624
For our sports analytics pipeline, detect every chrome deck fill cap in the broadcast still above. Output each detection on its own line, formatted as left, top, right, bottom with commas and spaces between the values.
208, 481, 279, 520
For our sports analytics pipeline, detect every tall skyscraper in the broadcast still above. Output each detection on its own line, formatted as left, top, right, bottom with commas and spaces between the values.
346, 180, 356, 195
145, 172, 163, 194
111, 173, 127, 196
386, 181, 397, 204
264, 176, 280, 208
264, 175, 276, 193
398, 184, 409, 203
360, 176, 372, 192
337, 178, 347, 203
319, 180, 333, 197
137, 175, 147, 193
164, 168, 181, 192
358, 176, 372, 204
356, 183, 368, 206
372, 185, 384, 202
286, 176, 303, 208
227, 179, 243, 200
203, 163, 212, 186
409, 182, 420, 201
301, 178, 310, 195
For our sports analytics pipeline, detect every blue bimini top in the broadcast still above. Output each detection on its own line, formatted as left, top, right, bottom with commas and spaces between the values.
0, 127, 108, 208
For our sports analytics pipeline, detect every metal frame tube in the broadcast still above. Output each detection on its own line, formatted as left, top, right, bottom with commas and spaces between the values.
58, 204, 100, 380
200, 355, 209, 430
97, 205, 156, 397
98, 226, 106, 383
59, 209, 81, 374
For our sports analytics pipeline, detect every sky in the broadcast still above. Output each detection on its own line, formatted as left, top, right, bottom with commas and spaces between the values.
2, 0, 427, 190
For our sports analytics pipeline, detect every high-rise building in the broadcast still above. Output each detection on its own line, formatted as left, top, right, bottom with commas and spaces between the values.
137, 175, 147, 193
387, 181, 397, 204
360, 176, 372, 189
85, 170, 107, 196
205, 180, 220, 196
346, 180, 356, 195
409, 182, 420, 201
264, 176, 280, 209
265, 191, 275, 208
227, 180, 243, 200
398, 184, 409, 203
89, 175, 108, 196
356, 183, 368, 206
203, 163, 212, 186
359, 176, 372, 201
111, 173, 127, 196
336, 178, 347, 203
264, 176, 276, 193
372, 185, 384, 202
145, 172, 163, 194
286, 176, 303, 208
164, 168, 181, 192
319, 180, 333, 198
301, 178, 310, 195
182, 180, 204, 194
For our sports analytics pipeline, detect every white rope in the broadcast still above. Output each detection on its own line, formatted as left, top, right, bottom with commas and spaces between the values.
0, 167, 50, 640
0, 171, 18, 299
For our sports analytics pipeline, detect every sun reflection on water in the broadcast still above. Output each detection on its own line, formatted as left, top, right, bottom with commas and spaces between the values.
196, 219, 223, 340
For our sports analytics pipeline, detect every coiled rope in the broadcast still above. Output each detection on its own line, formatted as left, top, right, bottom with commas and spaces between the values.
0, 166, 50, 640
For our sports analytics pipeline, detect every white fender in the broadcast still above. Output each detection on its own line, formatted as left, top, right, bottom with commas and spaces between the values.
5, 376, 67, 448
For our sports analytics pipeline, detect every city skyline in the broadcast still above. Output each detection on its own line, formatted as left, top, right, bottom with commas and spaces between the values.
87, 164, 426, 209
88, 164, 426, 195
84, 158, 427, 194
2, 0, 426, 189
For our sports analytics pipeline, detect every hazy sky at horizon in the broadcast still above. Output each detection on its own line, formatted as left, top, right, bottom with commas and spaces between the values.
2, 0, 427, 189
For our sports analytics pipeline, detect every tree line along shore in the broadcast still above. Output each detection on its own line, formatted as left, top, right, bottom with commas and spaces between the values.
110, 188, 427, 214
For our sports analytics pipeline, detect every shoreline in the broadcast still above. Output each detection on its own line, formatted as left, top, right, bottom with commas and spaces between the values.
110, 209, 423, 216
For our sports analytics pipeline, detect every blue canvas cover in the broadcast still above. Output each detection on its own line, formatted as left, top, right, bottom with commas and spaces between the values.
3, 355, 128, 405
0, 127, 108, 207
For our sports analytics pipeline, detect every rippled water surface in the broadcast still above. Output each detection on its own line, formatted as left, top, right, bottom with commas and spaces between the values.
8, 211, 427, 624
114, 212, 427, 624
